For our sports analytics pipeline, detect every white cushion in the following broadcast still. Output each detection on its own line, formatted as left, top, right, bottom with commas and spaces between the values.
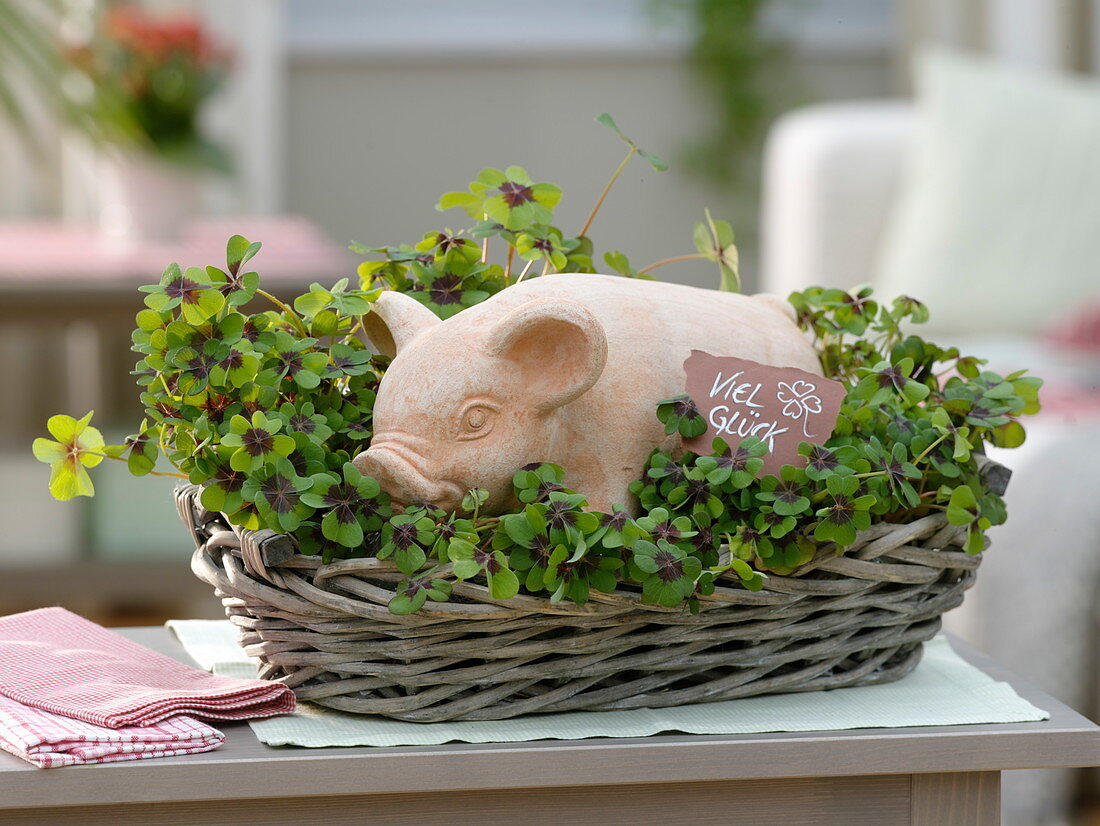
875, 50, 1100, 336
760, 101, 913, 297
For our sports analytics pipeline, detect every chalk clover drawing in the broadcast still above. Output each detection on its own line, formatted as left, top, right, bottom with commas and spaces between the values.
776, 380, 823, 438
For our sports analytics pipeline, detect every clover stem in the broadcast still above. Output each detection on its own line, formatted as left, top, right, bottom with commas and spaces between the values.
912, 433, 948, 465
540, 258, 552, 277
504, 245, 515, 281
515, 258, 537, 283
143, 468, 191, 480
342, 319, 366, 345
579, 145, 636, 238
156, 424, 189, 475
636, 253, 707, 276
257, 289, 310, 337
830, 333, 847, 380
87, 451, 189, 479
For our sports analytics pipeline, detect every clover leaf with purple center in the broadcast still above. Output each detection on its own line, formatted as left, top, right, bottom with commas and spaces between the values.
447, 537, 521, 599
664, 466, 725, 519
406, 257, 495, 319
121, 420, 159, 477
475, 167, 561, 231
516, 537, 557, 593
513, 462, 567, 504
515, 225, 568, 272
497, 505, 587, 594
212, 237, 262, 309
635, 506, 697, 549
301, 461, 385, 548
139, 388, 190, 426
694, 436, 766, 488
389, 574, 453, 615
656, 395, 707, 438
324, 343, 373, 379
241, 458, 314, 533
647, 452, 690, 486
208, 340, 261, 389
728, 523, 769, 561
277, 401, 334, 444
138, 262, 225, 326
597, 505, 642, 550
414, 230, 481, 268
220, 411, 296, 472
754, 466, 812, 517
542, 541, 622, 606
539, 491, 601, 541
798, 442, 848, 482
378, 508, 438, 575
256, 331, 329, 390
813, 475, 875, 547
853, 358, 930, 407
284, 432, 329, 479
189, 445, 249, 516
631, 538, 702, 608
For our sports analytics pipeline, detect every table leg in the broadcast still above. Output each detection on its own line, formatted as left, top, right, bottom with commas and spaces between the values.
911, 771, 1001, 825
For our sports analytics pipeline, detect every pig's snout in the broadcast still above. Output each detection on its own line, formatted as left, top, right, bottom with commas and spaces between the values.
354, 439, 463, 512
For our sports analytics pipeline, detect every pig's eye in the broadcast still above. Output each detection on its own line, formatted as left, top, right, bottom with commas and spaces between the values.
457, 403, 497, 441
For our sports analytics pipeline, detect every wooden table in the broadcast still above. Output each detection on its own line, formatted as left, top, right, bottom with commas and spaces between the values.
0, 629, 1097, 826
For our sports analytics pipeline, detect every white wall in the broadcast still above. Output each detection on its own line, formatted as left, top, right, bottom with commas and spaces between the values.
285, 58, 722, 289
282, 1, 897, 291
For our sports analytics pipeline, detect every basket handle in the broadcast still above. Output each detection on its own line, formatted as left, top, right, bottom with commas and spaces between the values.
175, 484, 296, 584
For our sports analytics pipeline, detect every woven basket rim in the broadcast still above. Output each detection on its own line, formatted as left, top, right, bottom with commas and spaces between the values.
177, 483, 973, 620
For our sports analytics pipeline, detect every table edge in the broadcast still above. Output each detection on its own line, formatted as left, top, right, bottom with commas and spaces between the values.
0, 628, 1097, 808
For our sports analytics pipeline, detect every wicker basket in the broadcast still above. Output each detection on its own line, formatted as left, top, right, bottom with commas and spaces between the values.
177, 483, 986, 723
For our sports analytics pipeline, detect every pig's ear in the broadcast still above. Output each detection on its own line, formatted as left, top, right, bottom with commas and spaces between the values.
361, 291, 441, 358
486, 298, 607, 411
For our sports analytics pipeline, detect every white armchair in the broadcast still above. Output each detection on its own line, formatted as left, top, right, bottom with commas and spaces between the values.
759, 99, 1100, 826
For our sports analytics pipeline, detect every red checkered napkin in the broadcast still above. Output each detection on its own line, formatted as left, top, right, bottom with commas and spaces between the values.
0, 607, 294, 728
0, 693, 224, 768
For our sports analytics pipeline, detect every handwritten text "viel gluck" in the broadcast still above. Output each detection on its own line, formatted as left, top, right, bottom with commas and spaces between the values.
707, 371, 789, 450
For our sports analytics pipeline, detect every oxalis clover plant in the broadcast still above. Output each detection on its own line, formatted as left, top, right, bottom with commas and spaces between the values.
35, 115, 1041, 615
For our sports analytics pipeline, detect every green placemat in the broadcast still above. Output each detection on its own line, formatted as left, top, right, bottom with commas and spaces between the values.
167, 620, 1048, 748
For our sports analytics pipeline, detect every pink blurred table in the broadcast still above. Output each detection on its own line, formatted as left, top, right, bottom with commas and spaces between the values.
0, 217, 354, 301
0, 218, 355, 442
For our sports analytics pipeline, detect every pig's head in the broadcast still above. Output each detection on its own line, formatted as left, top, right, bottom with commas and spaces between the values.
353, 290, 608, 513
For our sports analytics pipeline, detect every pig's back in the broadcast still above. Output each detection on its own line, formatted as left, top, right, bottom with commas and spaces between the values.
476, 273, 821, 378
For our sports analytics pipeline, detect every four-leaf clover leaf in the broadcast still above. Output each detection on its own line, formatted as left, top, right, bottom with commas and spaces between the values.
220, 411, 296, 472
139, 263, 225, 325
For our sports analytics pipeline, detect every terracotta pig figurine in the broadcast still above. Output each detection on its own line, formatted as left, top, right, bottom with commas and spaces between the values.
354, 273, 821, 515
